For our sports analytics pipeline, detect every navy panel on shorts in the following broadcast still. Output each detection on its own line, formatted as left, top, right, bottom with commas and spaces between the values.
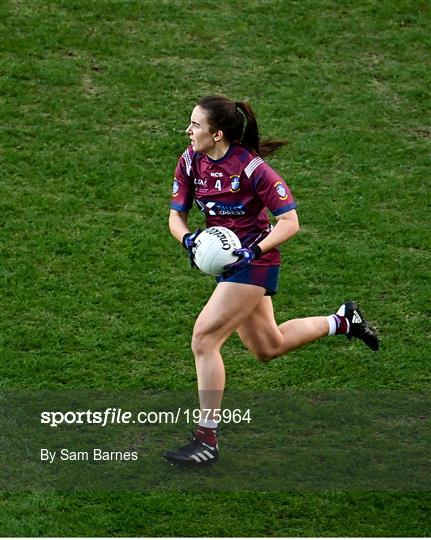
216, 265, 280, 296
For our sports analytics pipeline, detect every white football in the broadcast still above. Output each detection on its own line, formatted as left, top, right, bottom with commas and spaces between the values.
193, 226, 241, 276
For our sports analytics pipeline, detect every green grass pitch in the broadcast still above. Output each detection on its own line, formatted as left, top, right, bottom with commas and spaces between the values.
1, 0, 430, 536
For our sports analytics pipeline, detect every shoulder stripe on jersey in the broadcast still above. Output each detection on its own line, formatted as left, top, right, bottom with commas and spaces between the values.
182, 149, 193, 176
244, 156, 264, 178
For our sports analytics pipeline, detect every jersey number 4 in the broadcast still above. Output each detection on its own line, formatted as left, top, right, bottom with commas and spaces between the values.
215, 180, 222, 191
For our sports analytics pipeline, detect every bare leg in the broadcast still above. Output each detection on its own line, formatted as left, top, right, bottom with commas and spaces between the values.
237, 296, 329, 361
192, 282, 266, 417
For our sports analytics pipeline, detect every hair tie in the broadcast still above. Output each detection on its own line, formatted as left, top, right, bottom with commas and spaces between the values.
236, 102, 246, 119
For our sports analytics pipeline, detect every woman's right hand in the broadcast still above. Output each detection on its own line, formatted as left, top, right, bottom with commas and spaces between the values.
182, 229, 201, 267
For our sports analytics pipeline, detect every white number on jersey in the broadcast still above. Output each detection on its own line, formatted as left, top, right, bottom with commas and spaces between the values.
215, 179, 222, 191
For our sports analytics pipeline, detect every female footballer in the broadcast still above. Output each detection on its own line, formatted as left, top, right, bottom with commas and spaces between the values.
164, 95, 379, 466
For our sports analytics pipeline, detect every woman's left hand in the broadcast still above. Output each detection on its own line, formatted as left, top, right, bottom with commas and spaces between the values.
223, 245, 262, 274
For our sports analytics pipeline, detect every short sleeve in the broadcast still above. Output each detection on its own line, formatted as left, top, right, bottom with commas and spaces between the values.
170, 148, 195, 212
252, 162, 296, 216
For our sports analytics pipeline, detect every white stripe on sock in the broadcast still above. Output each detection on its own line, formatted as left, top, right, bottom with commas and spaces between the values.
327, 315, 337, 336
199, 420, 218, 429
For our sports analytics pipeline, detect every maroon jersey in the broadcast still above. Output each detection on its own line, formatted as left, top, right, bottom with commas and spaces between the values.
171, 144, 296, 266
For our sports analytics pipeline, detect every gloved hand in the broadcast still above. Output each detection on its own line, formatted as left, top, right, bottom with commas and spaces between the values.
182, 228, 201, 267
223, 245, 262, 274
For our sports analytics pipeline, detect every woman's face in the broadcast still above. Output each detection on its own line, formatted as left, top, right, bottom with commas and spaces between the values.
186, 106, 218, 154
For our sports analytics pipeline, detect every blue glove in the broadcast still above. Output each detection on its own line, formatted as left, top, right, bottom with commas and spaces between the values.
223, 245, 262, 275
182, 228, 201, 268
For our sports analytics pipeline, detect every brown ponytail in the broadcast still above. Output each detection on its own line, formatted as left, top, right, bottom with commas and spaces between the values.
197, 95, 287, 158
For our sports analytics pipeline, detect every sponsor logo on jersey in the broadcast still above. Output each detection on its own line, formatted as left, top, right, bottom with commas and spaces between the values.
172, 179, 179, 197
210, 172, 223, 177
229, 175, 240, 192
196, 200, 246, 216
194, 178, 207, 187
274, 180, 289, 200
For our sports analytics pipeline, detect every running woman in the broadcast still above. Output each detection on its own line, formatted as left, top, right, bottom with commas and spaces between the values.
164, 95, 379, 466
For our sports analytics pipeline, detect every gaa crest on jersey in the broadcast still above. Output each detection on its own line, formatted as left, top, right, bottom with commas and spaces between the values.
172, 179, 179, 198
274, 180, 289, 201
229, 175, 241, 193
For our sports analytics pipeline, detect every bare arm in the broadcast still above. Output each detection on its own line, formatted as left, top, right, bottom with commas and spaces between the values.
256, 209, 300, 254
169, 209, 191, 244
